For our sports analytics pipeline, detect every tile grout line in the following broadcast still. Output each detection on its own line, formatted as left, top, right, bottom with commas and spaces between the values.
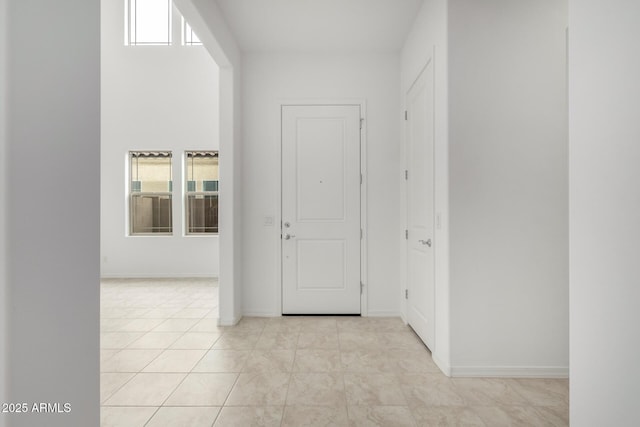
141, 405, 162, 427
279, 328, 301, 425
100, 372, 137, 406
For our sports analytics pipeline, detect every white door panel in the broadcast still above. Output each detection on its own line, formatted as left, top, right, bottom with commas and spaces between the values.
296, 239, 346, 290
296, 118, 346, 221
282, 105, 361, 314
407, 59, 435, 350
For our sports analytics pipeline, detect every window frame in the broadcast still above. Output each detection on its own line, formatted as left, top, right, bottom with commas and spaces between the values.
125, 0, 173, 46
185, 151, 219, 235
129, 150, 174, 236
182, 17, 203, 46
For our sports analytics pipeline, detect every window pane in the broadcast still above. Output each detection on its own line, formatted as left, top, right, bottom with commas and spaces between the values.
185, 151, 218, 234
130, 151, 172, 192
183, 19, 202, 46
131, 194, 173, 234
203, 180, 218, 191
187, 194, 218, 233
130, 151, 172, 234
129, 0, 171, 45
186, 152, 218, 192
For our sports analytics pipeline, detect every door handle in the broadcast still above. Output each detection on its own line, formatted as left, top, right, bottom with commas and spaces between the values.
283, 233, 296, 240
419, 239, 432, 247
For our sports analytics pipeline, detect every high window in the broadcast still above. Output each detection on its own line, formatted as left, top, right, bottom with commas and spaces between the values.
182, 18, 203, 46
130, 151, 173, 234
125, 0, 202, 46
185, 151, 219, 234
125, 0, 172, 46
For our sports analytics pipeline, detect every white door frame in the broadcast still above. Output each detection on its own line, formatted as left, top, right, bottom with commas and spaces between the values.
275, 99, 368, 316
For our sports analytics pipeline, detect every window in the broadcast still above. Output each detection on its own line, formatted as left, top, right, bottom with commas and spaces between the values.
185, 151, 218, 234
125, 0, 172, 46
182, 18, 203, 46
130, 151, 173, 234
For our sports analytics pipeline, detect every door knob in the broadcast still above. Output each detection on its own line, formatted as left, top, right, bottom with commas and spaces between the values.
419, 239, 432, 247
283, 233, 296, 240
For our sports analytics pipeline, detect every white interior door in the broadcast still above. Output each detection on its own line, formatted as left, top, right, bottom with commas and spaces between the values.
282, 105, 361, 314
406, 59, 435, 349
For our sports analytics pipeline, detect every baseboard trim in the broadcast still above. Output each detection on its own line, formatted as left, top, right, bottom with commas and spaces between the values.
217, 316, 242, 326
450, 365, 569, 378
432, 352, 452, 377
100, 274, 219, 280
366, 311, 401, 318
399, 312, 408, 325
242, 311, 282, 318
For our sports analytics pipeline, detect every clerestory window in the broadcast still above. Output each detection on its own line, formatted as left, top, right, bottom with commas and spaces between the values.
125, 0, 202, 46
182, 18, 203, 46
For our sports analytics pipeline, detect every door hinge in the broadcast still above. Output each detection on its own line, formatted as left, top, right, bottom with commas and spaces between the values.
361, 229, 363, 239
360, 173, 363, 185
404, 170, 408, 180
405, 229, 408, 240
405, 289, 409, 299
404, 110, 408, 120
360, 118, 364, 129
361, 282, 364, 294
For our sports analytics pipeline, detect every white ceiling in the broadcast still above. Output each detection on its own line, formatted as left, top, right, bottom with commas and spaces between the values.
215, 0, 424, 52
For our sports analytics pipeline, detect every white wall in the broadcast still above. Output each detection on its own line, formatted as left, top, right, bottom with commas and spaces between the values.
400, 0, 450, 373
4, 0, 100, 425
101, 0, 220, 278
241, 52, 401, 316
0, 0, 8, 422
569, 1, 640, 424
448, 0, 569, 376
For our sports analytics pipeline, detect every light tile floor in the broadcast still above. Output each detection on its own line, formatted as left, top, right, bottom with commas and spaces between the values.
101, 279, 569, 426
